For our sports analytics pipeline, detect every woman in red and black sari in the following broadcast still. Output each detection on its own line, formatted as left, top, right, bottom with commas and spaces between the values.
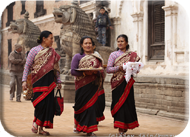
71, 36, 105, 136
22, 31, 62, 135
107, 34, 140, 136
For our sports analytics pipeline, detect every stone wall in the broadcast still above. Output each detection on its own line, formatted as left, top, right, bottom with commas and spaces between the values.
104, 74, 189, 120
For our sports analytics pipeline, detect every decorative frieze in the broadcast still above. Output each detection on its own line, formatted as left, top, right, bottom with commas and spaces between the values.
162, 5, 178, 17
112, 17, 121, 25
131, 12, 144, 22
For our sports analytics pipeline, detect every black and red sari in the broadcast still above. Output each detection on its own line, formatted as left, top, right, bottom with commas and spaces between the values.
73, 53, 105, 133
31, 47, 60, 128
110, 51, 140, 130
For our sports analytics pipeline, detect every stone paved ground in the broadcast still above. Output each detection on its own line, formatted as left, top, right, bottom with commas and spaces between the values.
0, 85, 188, 137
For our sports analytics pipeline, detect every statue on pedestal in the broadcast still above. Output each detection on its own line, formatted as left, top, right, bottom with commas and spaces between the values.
53, 2, 113, 75
9, 11, 41, 54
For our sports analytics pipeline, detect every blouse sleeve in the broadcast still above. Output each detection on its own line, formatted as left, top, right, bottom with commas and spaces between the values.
71, 54, 83, 76
22, 48, 37, 82
106, 52, 119, 73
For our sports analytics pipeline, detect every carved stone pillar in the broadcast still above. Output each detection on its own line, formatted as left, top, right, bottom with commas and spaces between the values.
131, 12, 144, 61
162, 4, 178, 66
112, 17, 121, 48
92, 11, 97, 20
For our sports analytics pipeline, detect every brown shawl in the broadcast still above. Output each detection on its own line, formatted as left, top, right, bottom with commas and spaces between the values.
111, 51, 140, 89
31, 47, 60, 84
75, 53, 104, 90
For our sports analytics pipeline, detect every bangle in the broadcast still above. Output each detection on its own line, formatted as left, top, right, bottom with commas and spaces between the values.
83, 72, 86, 76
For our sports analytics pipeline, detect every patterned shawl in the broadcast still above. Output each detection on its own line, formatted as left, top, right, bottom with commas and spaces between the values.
31, 47, 60, 84
75, 53, 104, 90
111, 51, 140, 89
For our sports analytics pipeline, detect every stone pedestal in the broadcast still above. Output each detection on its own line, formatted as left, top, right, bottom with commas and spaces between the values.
60, 74, 75, 103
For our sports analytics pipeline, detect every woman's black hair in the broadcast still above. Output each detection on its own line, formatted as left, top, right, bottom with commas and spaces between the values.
80, 36, 95, 55
99, 7, 105, 11
37, 30, 52, 44
116, 34, 130, 51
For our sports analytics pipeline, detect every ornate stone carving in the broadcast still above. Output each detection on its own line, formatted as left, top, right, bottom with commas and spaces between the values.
9, 11, 41, 53
53, 2, 114, 75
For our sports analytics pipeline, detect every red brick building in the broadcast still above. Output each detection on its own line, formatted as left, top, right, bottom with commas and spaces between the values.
1, 0, 72, 69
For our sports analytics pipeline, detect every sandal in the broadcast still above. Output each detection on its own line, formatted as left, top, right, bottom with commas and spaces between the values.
118, 132, 125, 137
87, 132, 96, 137
39, 130, 50, 136
73, 128, 79, 133
31, 123, 38, 134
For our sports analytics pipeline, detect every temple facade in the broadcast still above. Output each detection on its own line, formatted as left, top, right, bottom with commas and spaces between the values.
79, 0, 189, 77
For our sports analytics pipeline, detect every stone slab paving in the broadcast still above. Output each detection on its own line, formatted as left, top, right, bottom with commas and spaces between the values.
0, 85, 188, 137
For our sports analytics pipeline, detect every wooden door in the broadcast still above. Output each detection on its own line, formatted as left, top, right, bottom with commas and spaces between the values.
148, 1, 165, 60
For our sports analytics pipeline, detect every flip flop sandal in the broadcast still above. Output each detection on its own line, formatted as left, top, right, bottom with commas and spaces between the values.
39, 130, 50, 136
118, 132, 125, 137
73, 128, 79, 133
87, 132, 96, 137
31, 123, 38, 134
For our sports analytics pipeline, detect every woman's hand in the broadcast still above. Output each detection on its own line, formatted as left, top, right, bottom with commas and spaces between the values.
119, 66, 124, 71
22, 82, 27, 90
119, 66, 125, 72
57, 83, 62, 89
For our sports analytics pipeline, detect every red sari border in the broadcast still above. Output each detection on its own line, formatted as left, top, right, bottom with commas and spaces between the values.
111, 78, 135, 117
74, 89, 98, 114
96, 115, 105, 122
32, 82, 56, 107
98, 89, 105, 96
74, 118, 98, 133
33, 86, 49, 93
114, 120, 139, 130
33, 116, 53, 128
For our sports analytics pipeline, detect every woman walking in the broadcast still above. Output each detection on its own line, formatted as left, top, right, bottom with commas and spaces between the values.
107, 34, 140, 136
71, 36, 104, 136
22, 30, 62, 135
